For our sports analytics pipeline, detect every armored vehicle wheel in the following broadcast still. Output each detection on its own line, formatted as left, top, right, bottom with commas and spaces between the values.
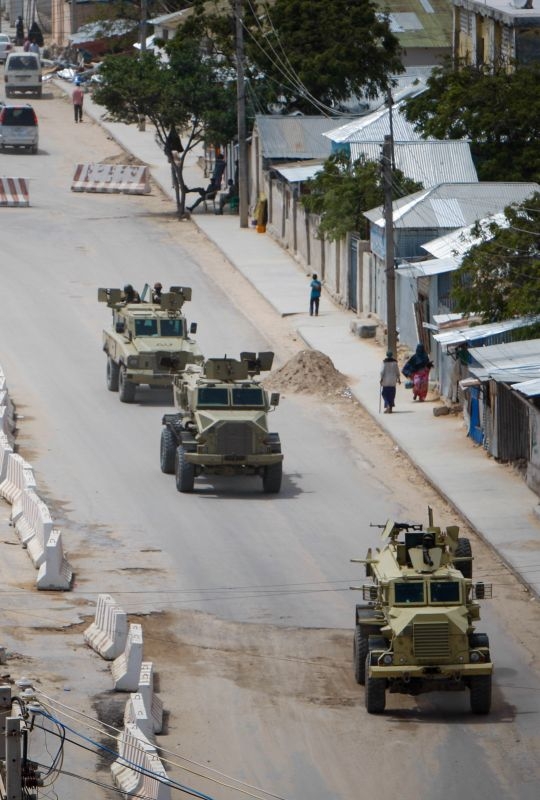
262, 462, 282, 493
107, 357, 120, 392
469, 632, 490, 655
455, 537, 473, 578
365, 654, 386, 714
353, 626, 368, 685
469, 674, 492, 715
175, 446, 195, 493
160, 428, 176, 474
119, 366, 136, 403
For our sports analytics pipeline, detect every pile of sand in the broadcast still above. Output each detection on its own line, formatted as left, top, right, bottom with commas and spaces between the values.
263, 349, 350, 397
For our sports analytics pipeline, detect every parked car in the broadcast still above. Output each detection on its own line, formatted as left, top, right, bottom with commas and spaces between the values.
0, 103, 39, 153
0, 33, 13, 63
3, 52, 42, 98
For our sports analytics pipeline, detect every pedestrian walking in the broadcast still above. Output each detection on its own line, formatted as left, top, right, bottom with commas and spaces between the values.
380, 350, 401, 413
72, 86, 84, 123
309, 273, 322, 316
402, 343, 433, 402
15, 17, 25, 46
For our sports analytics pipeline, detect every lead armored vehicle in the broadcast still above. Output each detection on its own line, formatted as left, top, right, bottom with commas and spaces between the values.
98, 285, 203, 403
351, 510, 493, 714
160, 352, 283, 493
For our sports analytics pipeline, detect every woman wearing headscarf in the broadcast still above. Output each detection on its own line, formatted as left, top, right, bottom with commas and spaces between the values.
402, 343, 433, 402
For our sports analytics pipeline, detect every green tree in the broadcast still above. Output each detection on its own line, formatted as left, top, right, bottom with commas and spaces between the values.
301, 152, 422, 241
452, 193, 540, 320
92, 35, 237, 214
403, 61, 540, 181
188, 0, 403, 115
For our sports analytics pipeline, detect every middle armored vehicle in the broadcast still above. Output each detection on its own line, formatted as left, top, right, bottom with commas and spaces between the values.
160, 352, 283, 493
351, 511, 493, 715
98, 285, 203, 403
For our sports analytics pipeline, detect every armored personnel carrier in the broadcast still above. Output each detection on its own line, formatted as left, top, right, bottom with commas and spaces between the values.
351, 510, 493, 714
160, 352, 283, 493
98, 285, 203, 403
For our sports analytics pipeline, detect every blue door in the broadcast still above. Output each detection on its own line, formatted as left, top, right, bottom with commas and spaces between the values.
468, 386, 483, 444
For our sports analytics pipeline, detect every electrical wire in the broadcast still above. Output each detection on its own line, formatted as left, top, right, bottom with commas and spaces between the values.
33, 696, 292, 800
33, 710, 217, 800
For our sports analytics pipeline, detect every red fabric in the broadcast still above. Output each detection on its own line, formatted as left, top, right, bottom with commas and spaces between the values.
413, 367, 430, 400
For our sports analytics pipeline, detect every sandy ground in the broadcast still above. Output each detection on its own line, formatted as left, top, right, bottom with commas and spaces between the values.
1, 89, 540, 799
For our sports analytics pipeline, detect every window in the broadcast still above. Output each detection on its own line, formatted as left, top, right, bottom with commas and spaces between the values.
197, 388, 229, 407
394, 582, 424, 604
430, 581, 460, 604
1, 107, 36, 126
8, 56, 38, 70
160, 319, 184, 337
231, 388, 265, 407
134, 319, 158, 336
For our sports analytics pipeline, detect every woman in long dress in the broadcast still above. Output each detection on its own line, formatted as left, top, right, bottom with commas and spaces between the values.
403, 344, 433, 402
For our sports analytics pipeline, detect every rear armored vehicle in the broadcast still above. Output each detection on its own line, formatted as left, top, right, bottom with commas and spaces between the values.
351, 510, 493, 714
160, 352, 283, 493
98, 285, 203, 403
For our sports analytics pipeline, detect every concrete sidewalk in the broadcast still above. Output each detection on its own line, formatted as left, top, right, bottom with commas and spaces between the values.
63, 82, 540, 599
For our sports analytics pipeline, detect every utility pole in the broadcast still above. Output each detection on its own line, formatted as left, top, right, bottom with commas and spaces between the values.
235, 0, 249, 228
4, 718, 22, 800
138, 0, 148, 132
382, 134, 397, 356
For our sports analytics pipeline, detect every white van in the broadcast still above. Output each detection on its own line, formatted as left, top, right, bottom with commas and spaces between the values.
4, 52, 42, 98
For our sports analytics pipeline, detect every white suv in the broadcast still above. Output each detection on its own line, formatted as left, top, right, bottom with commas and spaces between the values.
0, 104, 39, 153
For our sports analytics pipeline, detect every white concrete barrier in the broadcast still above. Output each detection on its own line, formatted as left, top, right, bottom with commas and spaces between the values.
84, 594, 128, 660
0, 177, 30, 207
112, 624, 143, 691
124, 693, 153, 740
139, 662, 163, 735
0, 453, 37, 522
111, 723, 171, 800
71, 164, 151, 194
0, 434, 13, 484
36, 529, 73, 590
15, 489, 53, 557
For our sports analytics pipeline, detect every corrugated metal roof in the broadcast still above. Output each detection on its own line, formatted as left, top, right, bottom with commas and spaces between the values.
273, 164, 323, 182
364, 182, 540, 228
255, 116, 356, 160
513, 378, 540, 398
397, 256, 458, 277
433, 317, 540, 347
422, 213, 507, 258
324, 101, 427, 144
468, 340, 540, 383
349, 140, 477, 186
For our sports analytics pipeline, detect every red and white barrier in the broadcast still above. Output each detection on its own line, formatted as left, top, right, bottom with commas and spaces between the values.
112, 624, 143, 691
84, 594, 128, 660
0, 177, 30, 207
111, 723, 171, 800
71, 164, 151, 194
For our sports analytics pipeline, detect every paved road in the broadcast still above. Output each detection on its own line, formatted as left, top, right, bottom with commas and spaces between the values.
0, 82, 539, 800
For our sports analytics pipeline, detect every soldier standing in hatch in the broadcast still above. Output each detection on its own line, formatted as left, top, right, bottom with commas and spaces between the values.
152, 282, 163, 303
